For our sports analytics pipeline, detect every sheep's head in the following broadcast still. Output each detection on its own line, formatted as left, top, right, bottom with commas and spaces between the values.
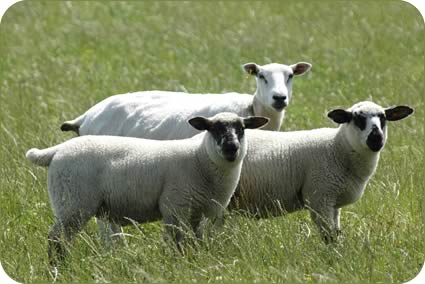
188, 112, 268, 162
328, 101, 414, 153
243, 62, 311, 112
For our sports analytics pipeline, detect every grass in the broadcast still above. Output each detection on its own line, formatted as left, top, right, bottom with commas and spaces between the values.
0, 1, 423, 283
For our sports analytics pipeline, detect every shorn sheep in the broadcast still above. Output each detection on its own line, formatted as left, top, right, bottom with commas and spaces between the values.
61, 61, 311, 139
228, 101, 413, 242
26, 113, 268, 263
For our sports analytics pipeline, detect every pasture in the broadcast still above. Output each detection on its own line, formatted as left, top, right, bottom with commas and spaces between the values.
0, 1, 423, 283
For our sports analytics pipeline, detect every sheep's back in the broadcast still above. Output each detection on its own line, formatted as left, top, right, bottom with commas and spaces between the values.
79, 91, 254, 140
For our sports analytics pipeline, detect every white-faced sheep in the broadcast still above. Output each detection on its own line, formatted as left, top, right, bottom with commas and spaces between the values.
60, 62, 311, 139
228, 101, 414, 242
26, 113, 268, 263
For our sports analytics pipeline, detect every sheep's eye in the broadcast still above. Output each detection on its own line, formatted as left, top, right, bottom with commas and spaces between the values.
287, 73, 294, 83
258, 74, 268, 84
378, 114, 386, 128
236, 126, 245, 139
353, 115, 366, 130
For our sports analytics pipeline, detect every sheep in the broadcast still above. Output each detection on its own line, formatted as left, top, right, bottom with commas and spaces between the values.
26, 112, 269, 263
226, 101, 414, 242
60, 61, 311, 139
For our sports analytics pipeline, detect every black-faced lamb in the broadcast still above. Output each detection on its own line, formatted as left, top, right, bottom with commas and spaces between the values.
229, 101, 413, 242
26, 113, 268, 263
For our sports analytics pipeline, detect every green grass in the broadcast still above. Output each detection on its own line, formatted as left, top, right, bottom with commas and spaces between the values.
0, 1, 424, 283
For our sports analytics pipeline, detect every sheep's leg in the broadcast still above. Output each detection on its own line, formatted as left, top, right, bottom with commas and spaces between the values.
309, 206, 337, 244
110, 222, 123, 238
47, 222, 66, 267
48, 213, 88, 266
212, 210, 225, 229
98, 219, 109, 245
204, 211, 224, 241
334, 208, 342, 236
98, 219, 123, 247
162, 215, 185, 252
190, 215, 203, 241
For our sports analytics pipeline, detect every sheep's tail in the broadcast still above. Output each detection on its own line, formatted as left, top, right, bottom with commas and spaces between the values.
60, 114, 85, 134
26, 146, 58, 167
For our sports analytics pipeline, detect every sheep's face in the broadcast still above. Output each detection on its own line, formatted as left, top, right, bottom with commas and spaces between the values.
328, 101, 414, 153
188, 113, 269, 162
243, 62, 311, 112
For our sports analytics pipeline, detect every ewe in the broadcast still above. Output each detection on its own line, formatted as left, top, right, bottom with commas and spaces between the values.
26, 113, 268, 263
61, 62, 311, 139
229, 101, 413, 242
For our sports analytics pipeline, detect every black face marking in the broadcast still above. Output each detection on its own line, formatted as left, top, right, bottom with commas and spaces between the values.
378, 113, 386, 129
258, 73, 268, 84
353, 113, 366, 130
209, 120, 244, 145
208, 119, 244, 162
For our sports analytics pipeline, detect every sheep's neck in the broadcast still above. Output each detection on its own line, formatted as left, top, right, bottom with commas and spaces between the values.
334, 130, 380, 182
195, 144, 242, 201
252, 95, 284, 131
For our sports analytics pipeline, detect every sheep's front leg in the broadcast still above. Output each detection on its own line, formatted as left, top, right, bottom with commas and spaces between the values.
334, 208, 342, 236
190, 215, 203, 241
162, 215, 185, 252
212, 210, 225, 229
309, 206, 338, 244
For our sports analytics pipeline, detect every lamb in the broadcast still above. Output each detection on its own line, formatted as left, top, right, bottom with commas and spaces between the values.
227, 101, 414, 242
61, 61, 311, 139
26, 112, 268, 263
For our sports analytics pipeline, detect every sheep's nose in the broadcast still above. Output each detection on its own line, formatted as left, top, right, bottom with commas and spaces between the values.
367, 125, 384, 152
222, 141, 239, 152
272, 93, 287, 110
272, 95, 287, 102
222, 141, 240, 161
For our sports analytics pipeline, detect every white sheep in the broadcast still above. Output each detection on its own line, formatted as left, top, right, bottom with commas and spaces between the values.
26, 113, 268, 263
228, 101, 414, 242
61, 62, 311, 139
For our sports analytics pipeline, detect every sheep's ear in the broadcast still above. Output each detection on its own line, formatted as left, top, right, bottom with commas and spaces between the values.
327, 109, 352, 124
291, 62, 312, 76
385, 106, 414, 121
243, 116, 269, 129
188, 116, 212, 131
242, 63, 260, 76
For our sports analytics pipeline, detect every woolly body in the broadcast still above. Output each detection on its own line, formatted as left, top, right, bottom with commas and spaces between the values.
78, 91, 257, 139
26, 133, 244, 228
230, 101, 413, 240
235, 128, 377, 216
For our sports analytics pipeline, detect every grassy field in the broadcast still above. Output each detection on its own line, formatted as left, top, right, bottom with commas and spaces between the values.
0, 1, 424, 283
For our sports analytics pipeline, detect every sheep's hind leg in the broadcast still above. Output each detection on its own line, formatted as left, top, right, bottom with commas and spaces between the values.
48, 222, 66, 267
48, 212, 89, 266
98, 219, 124, 248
